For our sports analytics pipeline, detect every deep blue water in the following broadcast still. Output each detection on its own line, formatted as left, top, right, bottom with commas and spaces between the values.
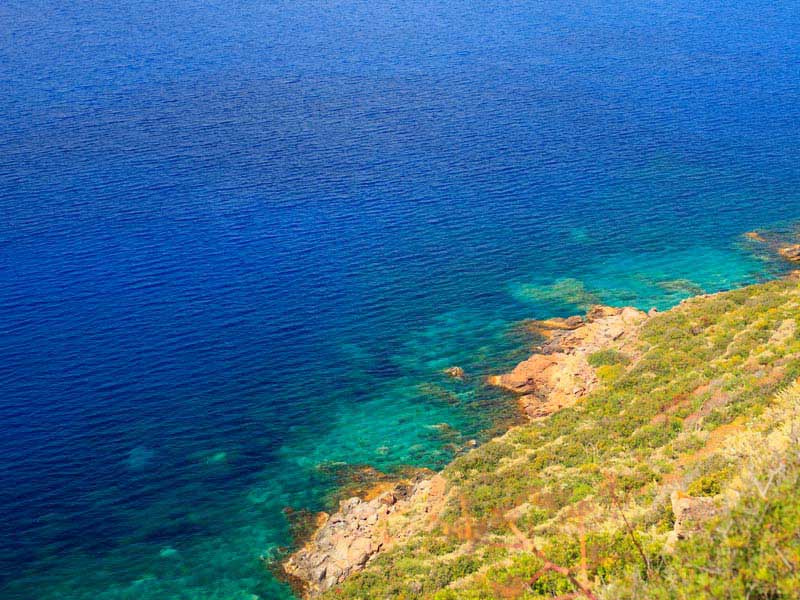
2, 0, 799, 598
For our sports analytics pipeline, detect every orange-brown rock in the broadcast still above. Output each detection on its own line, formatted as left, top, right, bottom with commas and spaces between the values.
283, 474, 450, 597
524, 315, 585, 339
778, 244, 800, 262
745, 231, 767, 242
517, 393, 574, 420
585, 304, 624, 320
443, 366, 465, 380
490, 305, 647, 420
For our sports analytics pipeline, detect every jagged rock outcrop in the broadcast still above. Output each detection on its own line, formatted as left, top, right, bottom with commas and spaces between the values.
489, 305, 647, 419
283, 495, 389, 594
778, 244, 800, 262
283, 475, 448, 597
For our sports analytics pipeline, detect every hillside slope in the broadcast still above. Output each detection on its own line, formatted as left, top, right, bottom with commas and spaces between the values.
290, 275, 800, 599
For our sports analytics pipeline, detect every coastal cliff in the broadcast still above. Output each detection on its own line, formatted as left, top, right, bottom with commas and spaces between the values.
282, 240, 800, 600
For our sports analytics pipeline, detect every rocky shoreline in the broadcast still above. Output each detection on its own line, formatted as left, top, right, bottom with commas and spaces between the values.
488, 304, 648, 419
281, 303, 650, 597
282, 472, 450, 596
281, 233, 800, 598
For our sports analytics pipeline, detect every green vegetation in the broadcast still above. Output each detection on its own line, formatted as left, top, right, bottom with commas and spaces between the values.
587, 349, 631, 368
321, 277, 800, 599
614, 442, 800, 599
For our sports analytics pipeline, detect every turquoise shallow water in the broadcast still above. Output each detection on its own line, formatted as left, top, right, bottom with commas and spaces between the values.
2, 0, 800, 598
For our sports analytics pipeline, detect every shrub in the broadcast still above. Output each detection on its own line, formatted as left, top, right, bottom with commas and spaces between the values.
588, 349, 631, 367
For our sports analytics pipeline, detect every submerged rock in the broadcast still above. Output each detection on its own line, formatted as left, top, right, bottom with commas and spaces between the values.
740, 227, 800, 265
656, 279, 705, 296
443, 366, 465, 380
125, 446, 155, 470
514, 278, 600, 310
523, 315, 584, 341
744, 230, 767, 242
778, 244, 800, 262
205, 451, 228, 464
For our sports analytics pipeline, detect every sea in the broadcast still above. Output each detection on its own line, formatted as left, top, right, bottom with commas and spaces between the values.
1, 0, 799, 598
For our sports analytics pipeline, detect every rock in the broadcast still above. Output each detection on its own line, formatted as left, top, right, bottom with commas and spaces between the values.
778, 244, 800, 262
621, 306, 646, 324
664, 491, 719, 553
346, 537, 373, 565
525, 315, 584, 336
443, 366, 465, 380
285, 304, 654, 596
518, 393, 571, 420
379, 492, 396, 506
745, 231, 766, 242
485, 375, 502, 386
283, 474, 450, 597
310, 563, 327, 583
489, 305, 647, 420
563, 315, 585, 327
586, 305, 623, 321
493, 353, 565, 394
